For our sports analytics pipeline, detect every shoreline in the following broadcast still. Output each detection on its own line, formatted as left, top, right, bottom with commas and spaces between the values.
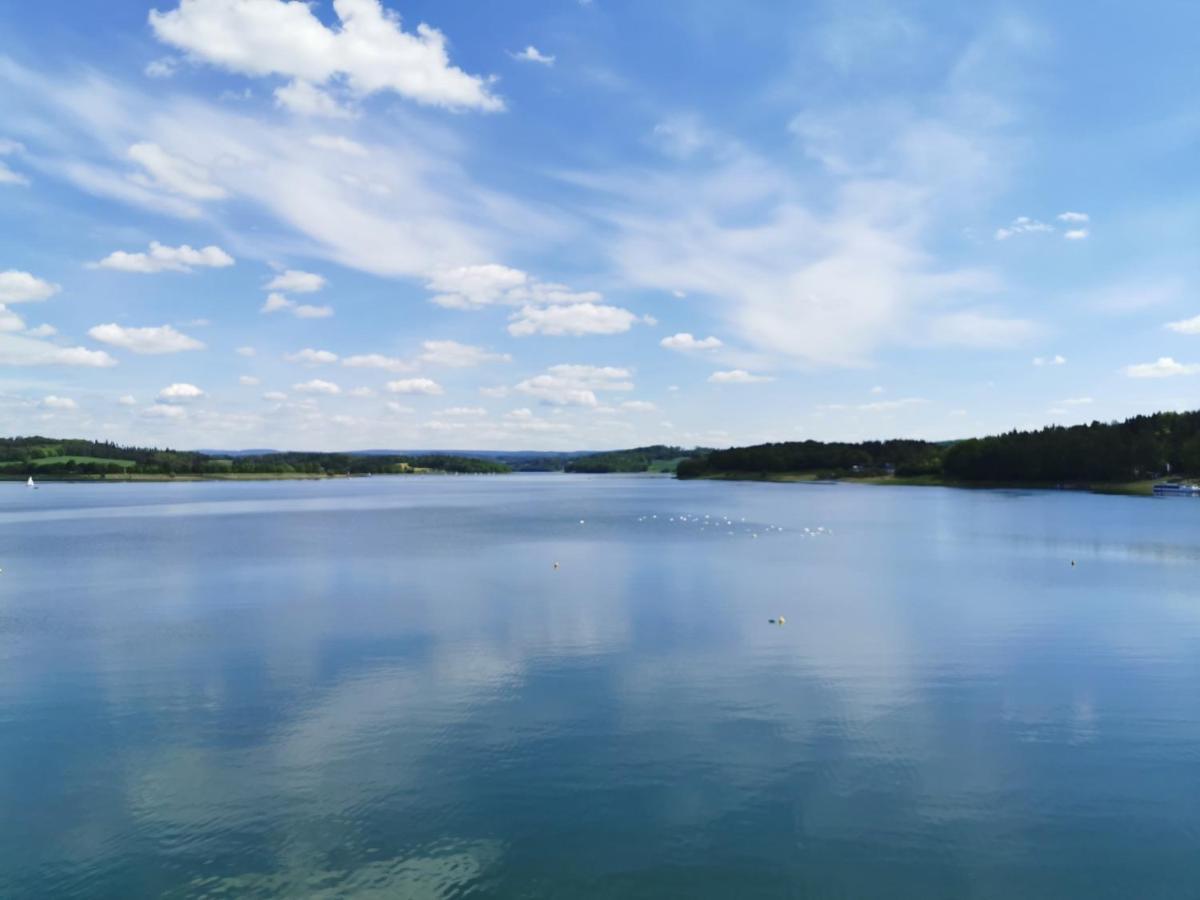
686, 471, 1158, 496
0, 470, 504, 483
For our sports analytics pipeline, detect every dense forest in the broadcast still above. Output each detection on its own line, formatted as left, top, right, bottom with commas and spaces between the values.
677, 410, 1200, 485
677, 439, 942, 479
565, 445, 689, 473
0, 437, 510, 477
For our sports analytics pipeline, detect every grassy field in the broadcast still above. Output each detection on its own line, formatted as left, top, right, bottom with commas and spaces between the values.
647, 457, 687, 474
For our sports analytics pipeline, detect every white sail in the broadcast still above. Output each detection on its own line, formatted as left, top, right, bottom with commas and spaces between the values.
26, 476, 34, 487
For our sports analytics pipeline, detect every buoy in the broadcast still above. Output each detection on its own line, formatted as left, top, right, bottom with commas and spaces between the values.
1070, 560, 1076, 567
579, 519, 585, 525
553, 562, 559, 569
778, 616, 786, 625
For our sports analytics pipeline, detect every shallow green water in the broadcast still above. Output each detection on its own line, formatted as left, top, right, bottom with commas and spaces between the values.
2, 476, 1199, 898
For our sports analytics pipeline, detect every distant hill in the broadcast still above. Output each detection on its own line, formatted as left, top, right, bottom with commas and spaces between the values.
565, 445, 691, 474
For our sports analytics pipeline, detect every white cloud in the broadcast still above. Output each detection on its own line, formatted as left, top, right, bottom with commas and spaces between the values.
307, 135, 367, 157
40, 395, 77, 410
24, 323, 57, 337
0, 334, 116, 367
264, 269, 326, 293
660, 332, 722, 351
239, 375, 260, 386
385, 401, 412, 414
1057, 211, 1089, 223
88, 323, 205, 354
1166, 314, 1200, 335
0, 305, 24, 332
158, 382, 205, 401
118, 394, 136, 406
263, 390, 288, 402
236, 346, 256, 357
96, 241, 234, 273
479, 385, 509, 398
418, 340, 511, 367
426, 264, 529, 308
508, 302, 638, 337
0, 139, 28, 186
994, 216, 1054, 240
0, 270, 60, 303
262, 292, 334, 318
143, 403, 186, 419
515, 364, 633, 407
386, 378, 444, 395
285, 348, 338, 365
149, 0, 503, 112
145, 57, 179, 79
274, 80, 351, 118
1033, 354, 1066, 366
1122, 357, 1200, 378
347, 386, 374, 397
510, 46, 555, 66
621, 400, 657, 412
343, 353, 413, 373
128, 141, 228, 199
294, 378, 341, 395
1063, 228, 1088, 241
708, 369, 774, 384
440, 406, 487, 417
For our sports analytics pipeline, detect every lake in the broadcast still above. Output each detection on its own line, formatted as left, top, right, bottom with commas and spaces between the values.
2, 475, 1199, 898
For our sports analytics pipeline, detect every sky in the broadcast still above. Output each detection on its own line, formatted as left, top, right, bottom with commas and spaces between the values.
0, 0, 1198, 451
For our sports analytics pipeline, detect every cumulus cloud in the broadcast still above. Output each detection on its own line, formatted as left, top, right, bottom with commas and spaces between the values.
0, 334, 116, 367
261, 292, 334, 318
425, 264, 528, 309
149, 0, 503, 112
418, 339, 511, 367
1063, 228, 1089, 240
0, 305, 24, 332
263, 390, 287, 402
294, 378, 341, 394
508, 302, 638, 337
285, 348, 338, 365
158, 382, 205, 400
386, 378, 443, 395
660, 332, 722, 351
40, 395, 77, 410
274, 79, 351, 118
1033, 354, 1066, 366
440, 406, 487, 417
510, 46, 555, 65
1166, 314, 1200, 335
238, 375, 260, 386
25, 323, 57, 338
1122, 357, 1200, 378
1057, 211, 1089, 223
621, 400, 657, 412
88, 323, 205, 354
118, 394, 136, 406
343, 353, 413, 373
236, 346, 256, 357
264, 269, 326, 293
0, 270, 60, 303
95, 241, 234, 273
708, 369, 774, 384
515, 364, 633, 407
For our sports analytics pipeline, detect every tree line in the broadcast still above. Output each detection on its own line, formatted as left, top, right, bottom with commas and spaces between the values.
676, 410, 1200, 484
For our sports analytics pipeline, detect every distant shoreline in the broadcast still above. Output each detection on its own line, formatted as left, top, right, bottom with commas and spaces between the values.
690, 471, 1158, 496
1, 471, 506, 484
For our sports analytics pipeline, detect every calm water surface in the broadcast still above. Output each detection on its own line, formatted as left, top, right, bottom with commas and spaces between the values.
2, 475, 1200, 898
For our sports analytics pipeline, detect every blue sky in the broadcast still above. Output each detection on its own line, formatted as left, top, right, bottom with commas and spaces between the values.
1, 0, 1197, 450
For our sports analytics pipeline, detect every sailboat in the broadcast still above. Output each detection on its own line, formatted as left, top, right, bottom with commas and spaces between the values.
26, 475, 36, 489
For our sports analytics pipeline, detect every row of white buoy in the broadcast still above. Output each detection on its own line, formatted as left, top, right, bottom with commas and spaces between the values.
630, 513, 833, 539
